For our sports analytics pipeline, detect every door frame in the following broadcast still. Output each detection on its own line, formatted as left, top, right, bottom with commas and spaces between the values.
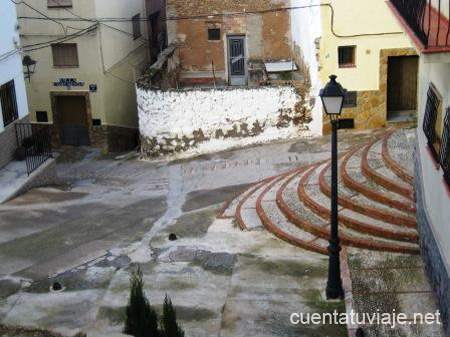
50, 91, 93, 146
226, 34, 247, 86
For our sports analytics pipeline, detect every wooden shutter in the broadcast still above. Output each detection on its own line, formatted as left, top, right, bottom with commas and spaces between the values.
52, 44, 79, 67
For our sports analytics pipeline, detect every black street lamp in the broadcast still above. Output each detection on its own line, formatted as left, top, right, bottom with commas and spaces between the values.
22, 55, 37, 83
319, 75, 346, 300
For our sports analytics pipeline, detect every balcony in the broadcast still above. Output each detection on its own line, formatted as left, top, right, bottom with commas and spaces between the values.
389, 0, 450, 53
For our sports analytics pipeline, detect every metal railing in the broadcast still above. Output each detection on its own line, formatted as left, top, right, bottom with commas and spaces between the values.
423, 85, 441, 160
15, 123, 53, 176
391, 0, 450, 49
441, 108, 450, 185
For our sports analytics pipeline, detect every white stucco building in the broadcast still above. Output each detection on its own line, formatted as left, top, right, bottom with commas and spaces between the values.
389, 0, 450, 332
16, 0, 150, 152
0, 1, 29, 168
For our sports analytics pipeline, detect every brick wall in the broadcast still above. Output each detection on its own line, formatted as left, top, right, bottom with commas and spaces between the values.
0, 116, 30, 169
168, 0, 292, 75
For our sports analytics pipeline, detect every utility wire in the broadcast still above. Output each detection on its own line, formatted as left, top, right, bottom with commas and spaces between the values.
17, 4, 404, 38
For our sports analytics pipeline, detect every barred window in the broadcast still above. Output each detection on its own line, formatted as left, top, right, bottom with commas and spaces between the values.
208, 28, 221, 41
338, 46, 356, 67
343, 91, 357, 108
132, 14, 141, 40
0, 80, 19, 127
440, 108, 450, 186
423, 83, 443, 161
52, 43, 79, 67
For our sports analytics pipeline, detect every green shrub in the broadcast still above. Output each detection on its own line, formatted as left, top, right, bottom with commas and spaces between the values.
161, 295, 185, 337
124, 266, 160, 337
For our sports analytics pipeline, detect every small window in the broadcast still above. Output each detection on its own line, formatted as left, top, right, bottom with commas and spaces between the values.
132, 14, 141, 40
52, 43, 79, 67
423, 83, 443, 161
36, 111, 48, 123
0, 80, 18, 127
343, 91, 357, 108
208, 28, 221, 41
48, 0, 72, 8
338, 46, 356, 68
92, 119, 102, 126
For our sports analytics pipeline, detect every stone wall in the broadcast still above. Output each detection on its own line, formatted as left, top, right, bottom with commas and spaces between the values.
167, 0, 292, 78
137, 85, 310, 157
415, 148, 450, 334
0, 115, 30, 169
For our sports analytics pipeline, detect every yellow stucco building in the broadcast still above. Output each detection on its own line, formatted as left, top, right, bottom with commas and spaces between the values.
319, 0, 417, 133
16, 0, 151, 151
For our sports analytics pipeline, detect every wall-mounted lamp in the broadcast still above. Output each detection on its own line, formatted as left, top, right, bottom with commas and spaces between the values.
22, 55, 37, 82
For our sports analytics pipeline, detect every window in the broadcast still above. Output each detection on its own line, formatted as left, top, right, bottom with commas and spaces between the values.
423, 83, 443, 161
36, 111, 48, 123
0, 80, 19, 127
48, 0, 72, 8
441, 108, 450, 186
132, 14, 141, 40
208, 28, 221, 41
52, 43, 79, 67
343, 91, 357, 108
338, 46, 356, 68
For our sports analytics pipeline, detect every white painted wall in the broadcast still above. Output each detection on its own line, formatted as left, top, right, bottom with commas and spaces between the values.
137, 86, 307, 156
0, 1, 28, 132
290, 0, 322, 135
417, 55, 450, 271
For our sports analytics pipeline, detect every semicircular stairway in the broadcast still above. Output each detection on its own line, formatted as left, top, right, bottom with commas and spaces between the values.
218, 128, 419, 255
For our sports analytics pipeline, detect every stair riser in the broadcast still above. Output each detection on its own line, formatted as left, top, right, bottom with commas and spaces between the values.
320, 163, 417, 228
341, 149, 416, 213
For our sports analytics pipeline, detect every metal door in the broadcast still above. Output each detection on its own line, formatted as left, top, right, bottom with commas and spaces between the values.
227, 36, 246, 86
57, 96, 90, 146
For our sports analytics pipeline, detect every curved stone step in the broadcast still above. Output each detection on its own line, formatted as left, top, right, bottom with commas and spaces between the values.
362, 140, 414, 199
278, 166, 419, 254
382, 130, 414, 184
320, 161, 417, 228
295, 164, 418, 243
341, 146, 416, 213
255, 169, 329, 255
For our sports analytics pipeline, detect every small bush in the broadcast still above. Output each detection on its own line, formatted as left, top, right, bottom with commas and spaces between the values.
161, 295, 185, 337
124, 266, 160, 337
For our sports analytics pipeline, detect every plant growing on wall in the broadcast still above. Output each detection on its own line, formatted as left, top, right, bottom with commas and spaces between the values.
161, 294, 185, 337
124, 266, 160, 337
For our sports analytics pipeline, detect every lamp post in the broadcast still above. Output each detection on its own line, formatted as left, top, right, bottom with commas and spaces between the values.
319, 75, 347, 300
22, 55, 37, 83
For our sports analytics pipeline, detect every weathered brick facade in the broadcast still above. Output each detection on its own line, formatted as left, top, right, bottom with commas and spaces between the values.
167, 0, 292, 82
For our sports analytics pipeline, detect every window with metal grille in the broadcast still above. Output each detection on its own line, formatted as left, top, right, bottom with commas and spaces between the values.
208, 28, 221, 41
343, 91, 357, 108
52, 43, 79, 67
338, 46, 356, 67
0, 80, 19, 127
132, 14, 141, 40
440, 108, 450, 186
48, 0, 72, 8
423, 83, 443, 161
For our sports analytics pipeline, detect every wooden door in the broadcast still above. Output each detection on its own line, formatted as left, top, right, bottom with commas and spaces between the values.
387, 56, 419, 112
57, 96, 90, 146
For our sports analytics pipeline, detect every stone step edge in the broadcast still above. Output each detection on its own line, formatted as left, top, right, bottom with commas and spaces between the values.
320, 162, 417, 228
362, 140, 414, 200
279, 167, 420, 253
235, 166, 306, 230
255, 168, 329, 256
297, 165, 419, 243
341, 146, 416, 213
382, 131, 414, 185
